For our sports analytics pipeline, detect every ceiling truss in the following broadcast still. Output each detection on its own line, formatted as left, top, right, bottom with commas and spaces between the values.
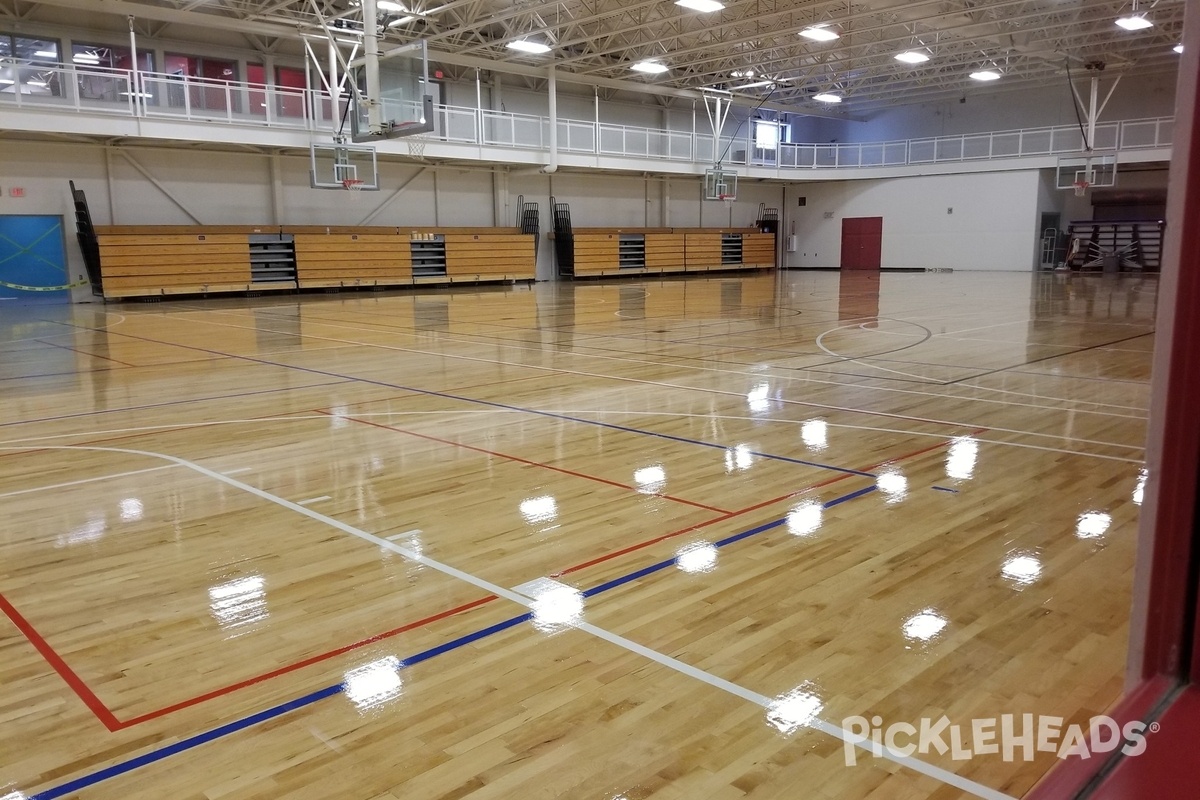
12, 0, 1186, 113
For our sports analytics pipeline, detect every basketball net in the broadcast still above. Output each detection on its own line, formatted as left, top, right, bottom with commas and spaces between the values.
342, 178, 365, 197
1073, 180, 1090, 198
407, 135, 429, 161
720, 194, 734, 211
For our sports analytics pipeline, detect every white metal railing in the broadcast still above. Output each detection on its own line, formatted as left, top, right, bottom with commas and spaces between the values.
0, 58, 1174, 171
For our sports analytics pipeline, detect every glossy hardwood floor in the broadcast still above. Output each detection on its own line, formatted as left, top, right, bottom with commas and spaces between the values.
0, 270, 1155, 800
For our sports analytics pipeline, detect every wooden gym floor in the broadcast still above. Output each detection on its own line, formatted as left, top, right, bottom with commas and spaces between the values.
0, 270, 1154, 800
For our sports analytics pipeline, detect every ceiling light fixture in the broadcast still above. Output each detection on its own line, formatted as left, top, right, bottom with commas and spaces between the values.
34, 49, 58, 59
894, 50, 930, 64
1174, 44, 1184, 54
813, 92, 842, 103
1115, 1, 1153, 30
799, 25, 840, 42
735, 80, 776, 90
676, 0, 725, 11
631, 60, 669, 73
1115, 14, 1153, 30
969, 69, 1001, 81
507, 39, 552, 54
377, 0, 408, 11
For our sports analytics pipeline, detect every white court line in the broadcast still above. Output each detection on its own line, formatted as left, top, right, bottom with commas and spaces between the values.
0, 442, 1015, 800
817, 322, 967, 385
0, 411, 1144, 461
811, 324, 1149, 415
0, 464, 179, 499
385, 529, 422, 541
221, 467, 254, 475
297, 495, 331, 506
167, 314, 1150, 434
172, 309, 1151, 419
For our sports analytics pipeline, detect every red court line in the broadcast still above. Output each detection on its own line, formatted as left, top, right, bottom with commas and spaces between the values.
117, 595, 498, 728
34, 338, 138, 368
329, 372, 551, 412
113, 424, 980, 726
0, 423, 983, 729
0, 373, 543, 463
327, 410, 733, 515
554, 426, 989, 578
0, 591, 122, 732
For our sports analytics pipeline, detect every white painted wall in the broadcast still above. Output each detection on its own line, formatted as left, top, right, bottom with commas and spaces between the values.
781, 170, 1042, 271
0, 138, 775, 291
803, 72, 1177, 145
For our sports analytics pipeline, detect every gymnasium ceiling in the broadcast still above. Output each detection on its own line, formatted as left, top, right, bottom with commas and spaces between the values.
5, 0, 1188, 113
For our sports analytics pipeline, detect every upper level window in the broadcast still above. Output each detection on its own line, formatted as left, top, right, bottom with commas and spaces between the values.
72, 42, 155, 104
754, 119, 781, 150
245, 64, 309, 118
1, 33, 63, 97
164, 53, 240, 112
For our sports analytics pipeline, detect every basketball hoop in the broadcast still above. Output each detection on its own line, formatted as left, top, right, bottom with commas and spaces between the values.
406, 136, 428, 161
1073, 179, 1090, 198
342, 178, 365, 195
719, 193, 734, 210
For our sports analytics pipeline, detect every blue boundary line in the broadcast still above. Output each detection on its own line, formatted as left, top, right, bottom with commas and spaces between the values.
52, 322, 876, 479
27, 484, 878, 799
29, 615, 532, 800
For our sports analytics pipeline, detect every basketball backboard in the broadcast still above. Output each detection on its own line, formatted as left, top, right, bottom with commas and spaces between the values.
310, 142, 380, 190
704, 167, 738, 201
1056, 152, 1117, 190
350, 39, 435, 142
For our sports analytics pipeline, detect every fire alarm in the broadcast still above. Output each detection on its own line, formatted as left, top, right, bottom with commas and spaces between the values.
9, 187, 25, 198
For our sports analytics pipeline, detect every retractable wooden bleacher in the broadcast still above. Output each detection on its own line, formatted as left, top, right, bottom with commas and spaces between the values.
563, 228, 775, 278
90, 224, 537, 300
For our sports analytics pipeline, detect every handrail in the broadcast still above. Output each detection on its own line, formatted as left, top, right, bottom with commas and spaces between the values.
0, 58, 1174, 170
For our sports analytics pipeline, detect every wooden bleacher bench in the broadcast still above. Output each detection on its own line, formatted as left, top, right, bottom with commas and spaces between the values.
93, 225, 537, 299
566, 228, 774, 276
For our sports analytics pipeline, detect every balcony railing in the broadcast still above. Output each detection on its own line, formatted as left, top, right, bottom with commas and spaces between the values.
0, 59, 1174, 171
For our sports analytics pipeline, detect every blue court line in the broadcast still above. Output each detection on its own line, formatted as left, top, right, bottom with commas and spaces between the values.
51, 322, 876, 479
0, 379, 353, 429
29, 614, 532, 800
584, 486, 877, 597
27, 482, 882, 798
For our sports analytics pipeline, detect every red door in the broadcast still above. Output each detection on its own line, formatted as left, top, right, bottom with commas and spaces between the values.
840, 216, 883, 270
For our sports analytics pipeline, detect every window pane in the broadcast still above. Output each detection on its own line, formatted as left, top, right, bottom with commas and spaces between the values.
164, 53, 238, 113
0, 35, 63, 97
276, 66, 307, 118
755, 121, 778, 150
247, 63, 266, 116
72, 43, 152, 105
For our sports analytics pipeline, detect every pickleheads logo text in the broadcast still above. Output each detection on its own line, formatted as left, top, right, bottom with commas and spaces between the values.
841, 714, 1156, 766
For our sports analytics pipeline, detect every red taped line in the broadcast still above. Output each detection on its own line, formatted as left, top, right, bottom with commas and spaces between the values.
0, 591, 122, 732
554, 427, 989, 578
118, 595, 498, 727
35, 338, 138, 368
328, 372, 551, 412
326, 411, 732, 515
